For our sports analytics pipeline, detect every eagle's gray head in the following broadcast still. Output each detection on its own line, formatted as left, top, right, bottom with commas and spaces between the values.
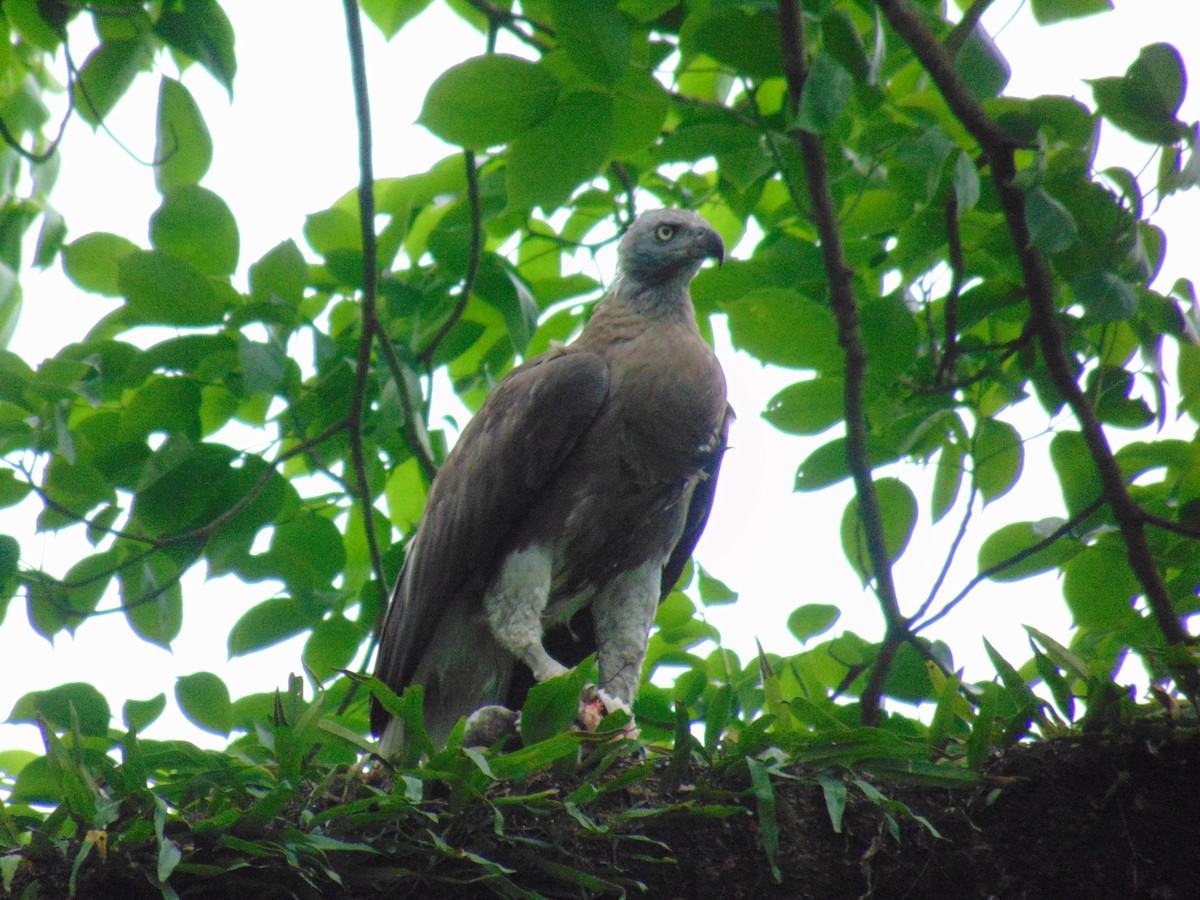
615, 209, 725, 290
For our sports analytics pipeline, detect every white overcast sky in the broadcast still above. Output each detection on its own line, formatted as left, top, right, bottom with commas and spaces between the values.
1, 1, 1198, 754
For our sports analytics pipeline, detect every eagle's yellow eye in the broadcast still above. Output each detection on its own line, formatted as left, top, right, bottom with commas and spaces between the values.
655, 224, 676, 241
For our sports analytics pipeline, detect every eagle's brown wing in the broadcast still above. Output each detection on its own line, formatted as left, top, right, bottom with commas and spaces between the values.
370, 349, 609, 738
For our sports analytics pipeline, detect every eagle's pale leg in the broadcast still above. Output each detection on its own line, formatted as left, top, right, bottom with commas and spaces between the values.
483, 547, 569, 683
590, 558, 661, 722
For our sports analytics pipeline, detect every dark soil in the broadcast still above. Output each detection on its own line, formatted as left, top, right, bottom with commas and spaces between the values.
12, 730, 1200, 898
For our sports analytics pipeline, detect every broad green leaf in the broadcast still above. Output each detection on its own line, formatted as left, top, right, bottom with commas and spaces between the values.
1070, 271, 1138, 322
72, 39, 153, 127
978, 520, 1082, 582
1050, 431, 1102, 516
520, 666, 589, 745
118, 250, 226, 326
683, 8, 782, 80
7, 682, 110, 736
0, 535, 18, 586
795, 436, 900, 492
931, 439, 964, 523
262, 512, 346, 593
698, 565, 737, 606
175, 671, 232, 737
6, 0, 63, 52
119, 555, 183, 648
1062, 545, 1142, 631
62, 233, 140, 297
0, 471, 30, 512
507, 91, 613, 211
1031, 0, 1112, 24
1125, 43, 1186, 121
551, 0, 630, 85
797, 54, 853, 135
787, 604, 840, 644
762, 378, 845, 436
238, 336, 286, 396
973, 418, 1023, 504
153, 2, 237, 97
419, 55, 559, 149
723, 288, 843, 372
0, 264, 20, 350
228, 598, 316, 657
155, 77, 212, 194
610, 69, 670, 158
362, 0, 435, 38
1024, 186, 1077, 254
839, 477, 918, 583
821, 9, 869, 82
249, 240, 306, 306
150, 186, 239, 277
303, 615, 362, 683
123, 693, 167, 732
954, 23, 1011, 100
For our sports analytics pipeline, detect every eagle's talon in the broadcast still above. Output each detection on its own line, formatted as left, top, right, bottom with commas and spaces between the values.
463, 705, 521, 748
578, 685, 639, 739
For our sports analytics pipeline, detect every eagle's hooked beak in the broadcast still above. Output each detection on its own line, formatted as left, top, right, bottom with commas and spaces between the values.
700, 227, 725, 267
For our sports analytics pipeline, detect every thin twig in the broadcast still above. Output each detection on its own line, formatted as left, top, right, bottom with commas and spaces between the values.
912, 483, 978, 623
945, 0, 998, 56
934, 193, 964, 387
417, 151, 482, 367
779, 0, 908, 726
341, 0, 390, 623
913, 497, 1104, 634
876, 0, 1198, 701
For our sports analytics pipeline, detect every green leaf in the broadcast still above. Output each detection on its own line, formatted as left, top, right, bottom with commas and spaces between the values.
0, 534, 18, 587
973, 418, 1023, 504
0, 470, 31, 510
954, 23, 1011, 100
6, 0, 63, 52
1031, 0, 1113, 24
0, 263, 20, 351
153, 1, 237, 97
520, 666, 589, 745
698, 565, 737, 606
62, 232, 140, 297
8, 682, 110, 736
1050, 431, 1102, 516
72, 39, 153, 127
263, 512, 346, 593
155, 77, 212, 194
1125, 43, 1186, 121
978, 520, 1082, 582
931, 439, 964, 523
249, 240, 306, 306
610, 69, 670, 157
118, 250, 226, 326
763, 377, 844, 436
797, 53, 853, 135
551, 0, 630, 85
507, 91, 614, 211
303, 615, 362, 683
150, 186, 239, 277
362, 0, 435, 38
787, 604, 840, 644
1024, 186, 1077, 254
1071, 271, 1138, 322
683, 8, 782, 80
723, 289, 844, 372
119, 555, 183, 648
228, 597, 315, 657
745, 757, 781, 882
1062, 544, 1142, 631
123, 693, 167, 732
419, 55, 560, 149
175, 671, 232, 737
839, 478, 918, 583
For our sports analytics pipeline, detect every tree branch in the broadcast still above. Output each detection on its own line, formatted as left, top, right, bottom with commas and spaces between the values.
779, 0, 908, 726
945, 0, 997, 57
342, 0, 390, 622
934, 193, 964, 387
876, 0, 1198, 701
